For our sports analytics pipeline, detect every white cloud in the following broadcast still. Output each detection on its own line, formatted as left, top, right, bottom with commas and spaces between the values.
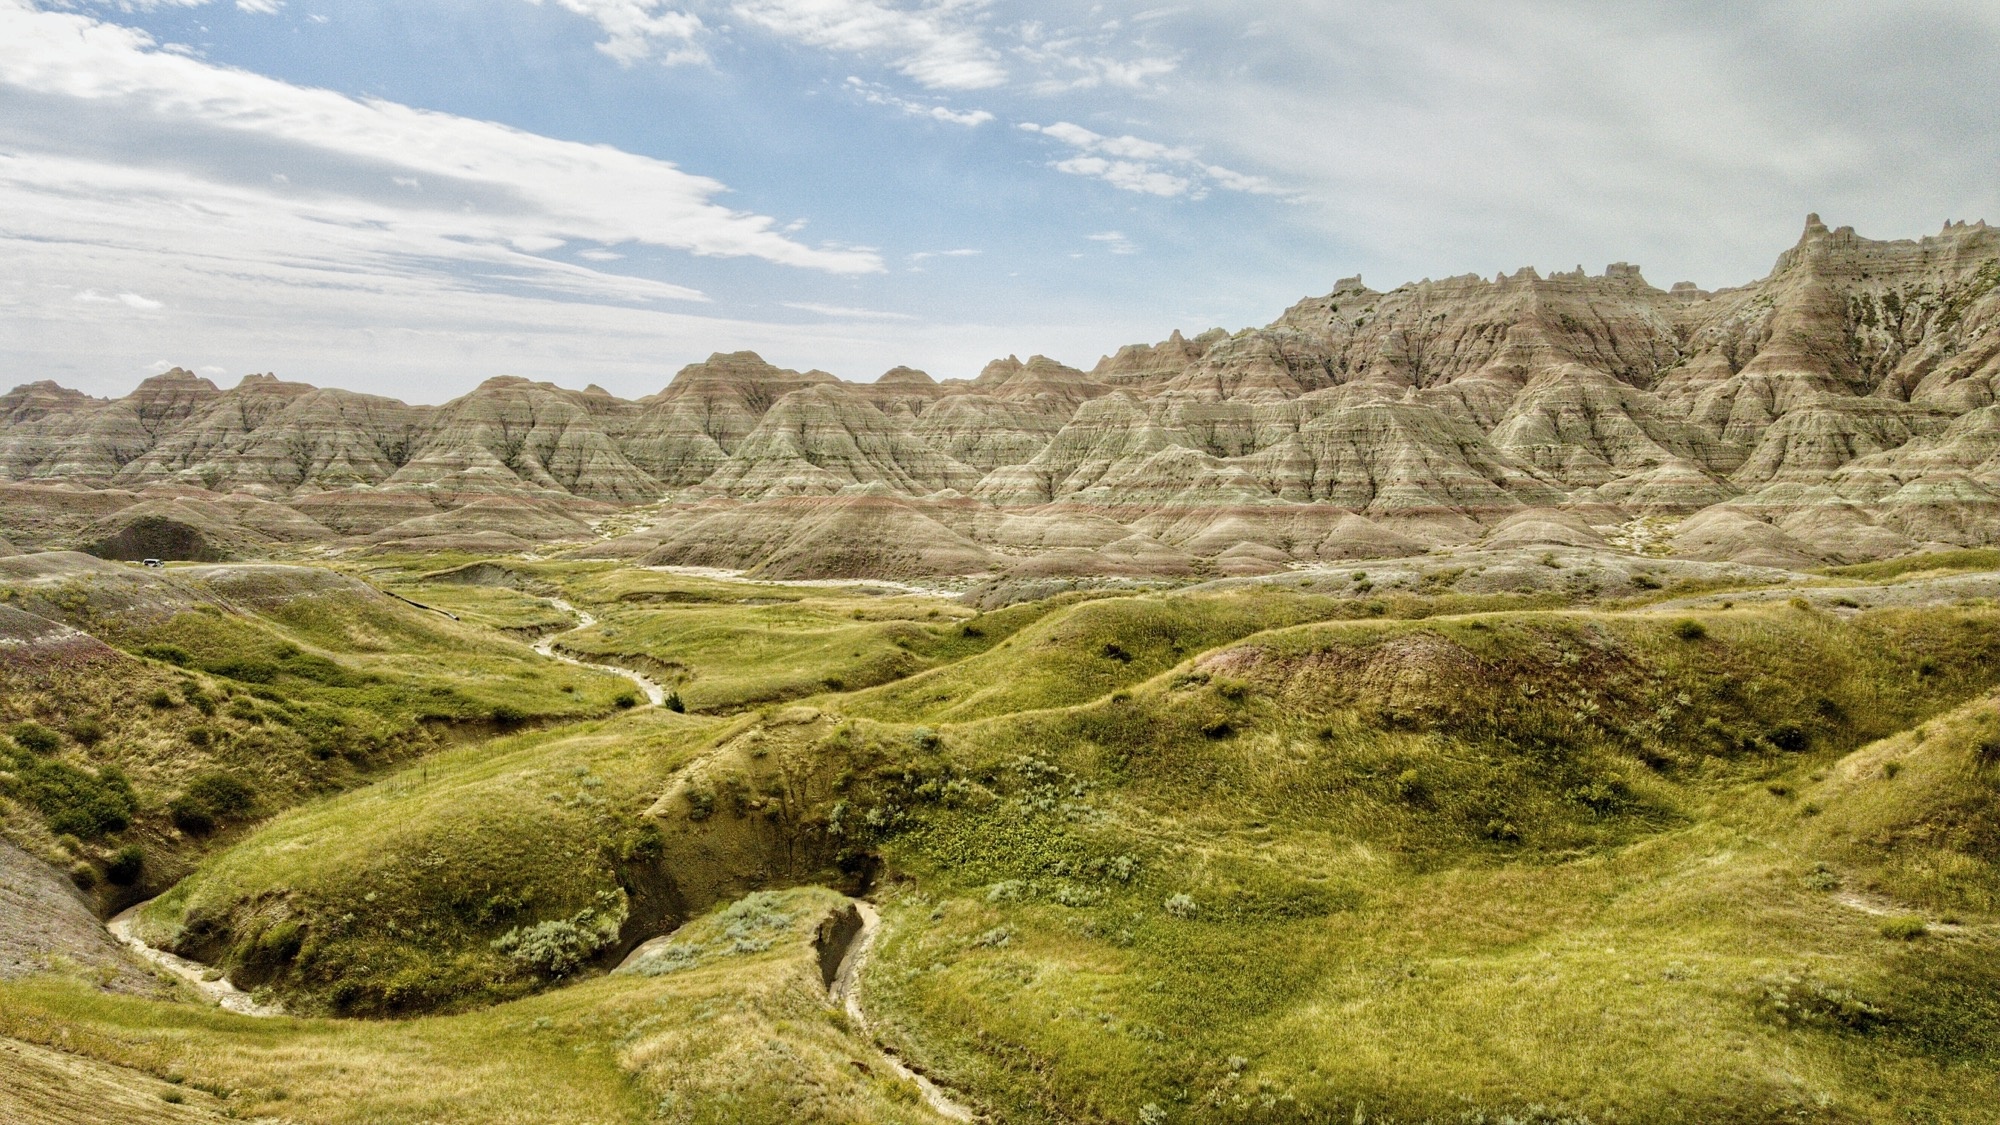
235, 0, 281, 13
732, 0, 1006, 90
0, 2, 877, 276
1020, 120, 1277, 198
529, 0, 708, 66
75, 288, 164, 309
1086, 230, 1136, 255
578, 248, 625, 260
843, 76, 991, 126
1011, 18, 1179, 94
781, 300, 915, 319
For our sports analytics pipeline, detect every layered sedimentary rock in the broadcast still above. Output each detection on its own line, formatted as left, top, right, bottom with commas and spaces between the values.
4, 217, 1999, 575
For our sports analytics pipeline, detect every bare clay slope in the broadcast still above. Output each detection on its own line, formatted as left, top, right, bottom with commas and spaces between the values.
5, 216, 1999, 574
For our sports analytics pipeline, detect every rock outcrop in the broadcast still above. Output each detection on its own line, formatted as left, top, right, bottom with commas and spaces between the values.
5, 217, 1999, 576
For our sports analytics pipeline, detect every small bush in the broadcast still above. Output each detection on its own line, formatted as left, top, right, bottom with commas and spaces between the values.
1881, 916, 1928, 941
492, 896, 626, 977
1673, 619, 1707, 640
66, 718, 104, 746
685, 788, 715, 821
139, 643, 191, 666
104, 845, 144, 886
169, 796, 215, 836
1789, 597, 1812, 611
147, 689, 177, 709
491, 704, 527, 727
1631, 573, 1662, 590
1803, 863, 1840, 892
1769, 724, 1809, 753
1882, 760, 1902, 779
615, 691, 640, 710
186, 772, 256, 818
11, 722, 61, 755
1164, 893, 1199, 920
1395, 768, 1429, 805
1755, 972, 1886, 1031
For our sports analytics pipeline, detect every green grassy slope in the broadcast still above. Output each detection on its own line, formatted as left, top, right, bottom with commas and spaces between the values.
2, 886, 937, 1125
9, 552, 2000, 1125
1, 560, 632, 908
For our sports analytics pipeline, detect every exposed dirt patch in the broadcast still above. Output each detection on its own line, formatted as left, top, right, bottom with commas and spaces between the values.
0, 839, 159, 995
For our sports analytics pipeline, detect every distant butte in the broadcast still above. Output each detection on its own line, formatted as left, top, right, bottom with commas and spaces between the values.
4, 215, 1999, 578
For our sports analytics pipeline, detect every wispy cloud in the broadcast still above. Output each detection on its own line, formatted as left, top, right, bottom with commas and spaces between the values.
843, 76, 992, 125
1087, 230, 1136, 255
75, 288, 164, 310
732, 0, 1006, 90
781, 300, 915, 319
1012, 17, 1179, 93
1019, 120, 1277, 199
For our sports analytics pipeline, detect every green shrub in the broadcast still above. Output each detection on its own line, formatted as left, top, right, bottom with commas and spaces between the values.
15, 760, 135, 837
169, 796, 216, 836
1673, 619, 1708, 640
1631, 574, 1662, 590
616, 691, 641, 710
66, 718, 104, 746
204, 658, 277, 684
491, 704, 527, 727
492, 896, 625, 977
685, 788, 715, 821
1881, 916, 1928, 941
1164, 893, 1199, 920
1755, 972, 1887, 1031
147, 689, 177, 709
11, 722, 61, 754
139, 643, 191, 666
104, 845, 144, 886
185, 772, 256, 818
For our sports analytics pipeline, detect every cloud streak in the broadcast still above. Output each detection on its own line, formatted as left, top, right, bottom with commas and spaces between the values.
1019, 120, 1278, 198
843, 76, 992, 125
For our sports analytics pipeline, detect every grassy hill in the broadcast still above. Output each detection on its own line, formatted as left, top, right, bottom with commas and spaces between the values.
4, 551, 2000, 1124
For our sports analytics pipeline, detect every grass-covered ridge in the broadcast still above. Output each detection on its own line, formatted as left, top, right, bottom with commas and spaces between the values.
0, 556, 633, 909
7, 549, 2000, 1124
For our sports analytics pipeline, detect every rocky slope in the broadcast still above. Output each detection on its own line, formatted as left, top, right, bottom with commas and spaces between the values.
4, 216, 1998, 575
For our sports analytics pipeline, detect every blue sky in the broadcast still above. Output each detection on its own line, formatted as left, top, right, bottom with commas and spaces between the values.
4, 0, 1999, 400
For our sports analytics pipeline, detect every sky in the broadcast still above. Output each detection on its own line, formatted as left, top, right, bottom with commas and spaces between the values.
3, 0, 1998, 401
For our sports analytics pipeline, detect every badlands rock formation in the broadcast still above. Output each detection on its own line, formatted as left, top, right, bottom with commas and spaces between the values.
4, 216, 1998, 576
